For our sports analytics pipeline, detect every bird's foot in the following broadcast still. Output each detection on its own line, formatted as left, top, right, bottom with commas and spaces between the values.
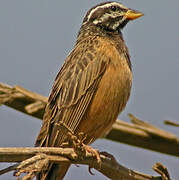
82, 144, 101, 175
83, 145, 101, 164
14, 153, 49, 180
65, 132, 102, 175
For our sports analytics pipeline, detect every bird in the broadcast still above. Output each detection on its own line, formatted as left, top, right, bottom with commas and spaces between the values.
35, 1, 143, 180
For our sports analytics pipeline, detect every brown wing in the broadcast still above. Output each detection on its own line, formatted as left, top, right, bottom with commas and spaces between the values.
35, 37, 110, 147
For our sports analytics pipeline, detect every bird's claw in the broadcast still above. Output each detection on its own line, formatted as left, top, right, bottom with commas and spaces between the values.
82, 144, 102, 176
83, 145, 101, 163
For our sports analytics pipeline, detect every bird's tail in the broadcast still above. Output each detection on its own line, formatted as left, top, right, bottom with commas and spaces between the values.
37, 163, 70, 180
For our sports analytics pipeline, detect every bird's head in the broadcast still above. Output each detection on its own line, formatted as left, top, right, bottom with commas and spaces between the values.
83, 1, 143, 31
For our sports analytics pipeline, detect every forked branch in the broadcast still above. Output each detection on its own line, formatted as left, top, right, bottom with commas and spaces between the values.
0, 123, 174, 180
0, 146, 172, 180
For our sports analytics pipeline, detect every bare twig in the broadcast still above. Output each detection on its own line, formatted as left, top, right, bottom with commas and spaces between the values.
106, 114, 179, 157
153, 163, 172, 180
0, 83, 47, 119
0, 82, 179, 157
164, 120, 179, 127
0, 164, 18, 176
0, 147, 170, 180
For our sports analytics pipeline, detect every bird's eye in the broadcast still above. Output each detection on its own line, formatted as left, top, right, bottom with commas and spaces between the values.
111, 6, 117, 11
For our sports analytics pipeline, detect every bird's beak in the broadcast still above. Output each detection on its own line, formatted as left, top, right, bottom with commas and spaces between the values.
124, 9, 143, 20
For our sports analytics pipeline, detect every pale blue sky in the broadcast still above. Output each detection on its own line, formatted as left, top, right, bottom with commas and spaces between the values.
0, 0, 179, 179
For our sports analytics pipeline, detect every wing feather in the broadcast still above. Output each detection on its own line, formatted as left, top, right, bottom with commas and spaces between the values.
35, 37, 109, 147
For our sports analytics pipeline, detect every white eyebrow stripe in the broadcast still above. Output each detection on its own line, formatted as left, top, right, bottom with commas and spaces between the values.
87, 2, 127, 22
93, 12, 120, 24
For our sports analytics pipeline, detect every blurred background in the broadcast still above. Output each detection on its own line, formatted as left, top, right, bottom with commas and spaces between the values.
0, 0, 178, 179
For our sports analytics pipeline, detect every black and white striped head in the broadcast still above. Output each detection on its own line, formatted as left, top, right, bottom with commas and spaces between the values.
83, 1, 143, 31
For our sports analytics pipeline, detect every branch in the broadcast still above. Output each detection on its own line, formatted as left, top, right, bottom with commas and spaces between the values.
0, 82, 179, 157
0, 83, 47, 119
0, 147, 172, 180
106, 114, 179, 157
164, 120, 179, 127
